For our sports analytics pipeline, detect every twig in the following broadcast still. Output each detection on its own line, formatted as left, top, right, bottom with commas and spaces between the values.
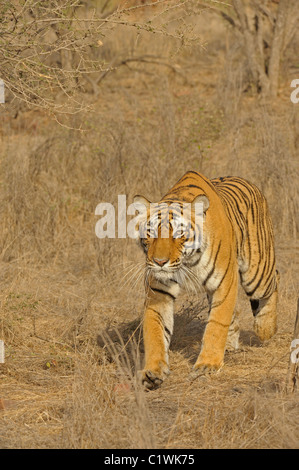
96, 54, 188, 86
32, 333, 73, 350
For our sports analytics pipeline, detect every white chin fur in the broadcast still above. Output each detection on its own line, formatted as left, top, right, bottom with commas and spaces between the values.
152, 269, 175, 282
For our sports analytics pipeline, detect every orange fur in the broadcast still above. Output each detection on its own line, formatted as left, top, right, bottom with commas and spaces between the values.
134, 171, 279, 388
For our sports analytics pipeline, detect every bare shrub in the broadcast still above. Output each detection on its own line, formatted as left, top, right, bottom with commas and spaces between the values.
0, 0, 204, 118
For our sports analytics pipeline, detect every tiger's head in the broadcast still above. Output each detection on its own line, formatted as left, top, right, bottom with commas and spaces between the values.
133, 194, 209, 283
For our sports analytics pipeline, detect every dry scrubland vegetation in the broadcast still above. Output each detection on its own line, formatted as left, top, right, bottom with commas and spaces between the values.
0, 0, 299, 448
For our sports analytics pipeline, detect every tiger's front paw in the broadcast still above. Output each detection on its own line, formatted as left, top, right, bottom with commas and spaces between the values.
138, 363, 170, 390
189, 357, 223, 381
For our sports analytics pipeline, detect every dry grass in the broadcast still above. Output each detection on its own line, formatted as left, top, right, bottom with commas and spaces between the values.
0, 4, 299, 449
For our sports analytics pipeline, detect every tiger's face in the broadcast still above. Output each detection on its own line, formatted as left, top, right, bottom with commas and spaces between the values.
133, 195, 209, 283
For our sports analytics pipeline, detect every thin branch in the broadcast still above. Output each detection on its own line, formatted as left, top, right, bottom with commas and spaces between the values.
96, 54, 187, 86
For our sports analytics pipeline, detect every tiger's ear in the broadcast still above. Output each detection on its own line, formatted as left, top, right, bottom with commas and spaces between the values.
191, 194, 209, 213
133, 195, 151, 214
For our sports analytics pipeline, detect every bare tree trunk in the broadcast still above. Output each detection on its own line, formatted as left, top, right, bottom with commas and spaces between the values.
233, 0, 269, 95
232, 0, 299, 99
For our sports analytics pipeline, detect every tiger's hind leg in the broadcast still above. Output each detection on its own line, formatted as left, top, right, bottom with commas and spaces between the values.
250, 272, 280, 341
251, 290, 278, 341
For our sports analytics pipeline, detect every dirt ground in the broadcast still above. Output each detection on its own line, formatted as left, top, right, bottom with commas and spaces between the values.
0, 3, 299, 449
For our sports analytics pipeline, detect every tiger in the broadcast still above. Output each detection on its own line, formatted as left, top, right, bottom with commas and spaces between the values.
133, 170, 279, 389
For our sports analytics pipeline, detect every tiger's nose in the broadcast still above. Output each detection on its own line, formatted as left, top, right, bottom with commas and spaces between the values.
153, 258, 169, 267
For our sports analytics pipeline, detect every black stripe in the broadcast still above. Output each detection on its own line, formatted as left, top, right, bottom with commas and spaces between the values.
217, 252, 232, 290
218, 184, 247, 206
196, 174, 217, 192
162, 195, 190, 203
150, 308, 162, 316
178, 172, 201, 184
227, 199, 245, 233
246, 260, 272, 298
184, 183, 205, 191
218, 187, 246, 230
149, 308, 164, 324
252, 257, 276, 298
245, 214, 273, 294
244, 264, 260, 290
250, 299, 259, 315
203, 238, 216, 272
177, 171, 216, 193
211, 271, 236, 310
262, 271, 276, 298
149, 308, 172, 340
164, 187, 187, 196
151, 287, 176, 301
164, 326, 172, 338
219, 182, 251, 209
203, 241, 222, 286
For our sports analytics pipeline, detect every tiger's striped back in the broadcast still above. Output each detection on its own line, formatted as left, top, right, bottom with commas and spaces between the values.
210, 176, 278, 300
